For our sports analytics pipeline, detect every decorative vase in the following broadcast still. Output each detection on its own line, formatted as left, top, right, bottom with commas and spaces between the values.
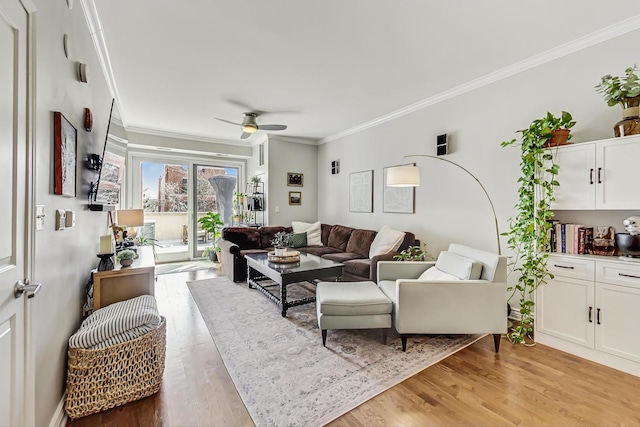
544, 129, 571, 148
119, 258, 133, 267
274, 247, 286, 256
614, 96, 640, 137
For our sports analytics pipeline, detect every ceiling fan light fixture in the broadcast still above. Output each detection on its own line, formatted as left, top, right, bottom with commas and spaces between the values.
242, 124, 258, 133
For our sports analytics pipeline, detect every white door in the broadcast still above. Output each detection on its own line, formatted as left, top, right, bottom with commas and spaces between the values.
0, 0, 34, 425
595, 282, 640, 363
596, 136, 640, 209
549, 143, 596, 210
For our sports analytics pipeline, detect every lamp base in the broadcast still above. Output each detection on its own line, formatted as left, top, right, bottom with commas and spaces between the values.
96, 254, 114, 271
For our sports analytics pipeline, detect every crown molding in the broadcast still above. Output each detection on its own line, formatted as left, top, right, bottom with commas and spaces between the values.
267, 134, 318, 146
126, 143, 251, 160
125, 126, 253, 147
319, 14, 640, 144
80, 0, 126, 127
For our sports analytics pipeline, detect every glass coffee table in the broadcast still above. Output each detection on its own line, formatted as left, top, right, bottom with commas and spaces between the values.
245, 252, 344, 317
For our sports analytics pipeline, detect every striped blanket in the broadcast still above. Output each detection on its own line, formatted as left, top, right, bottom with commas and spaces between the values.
69, 295, 162, 349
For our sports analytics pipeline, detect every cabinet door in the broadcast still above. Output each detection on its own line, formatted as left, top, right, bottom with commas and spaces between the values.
595, 282, 640, 363
596, 137, 640, 209
549, 143, 596, 210
536, 276, 594, 347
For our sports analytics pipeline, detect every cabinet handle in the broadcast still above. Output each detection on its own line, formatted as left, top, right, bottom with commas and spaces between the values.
553, 264, 575, 269
588, 306, 592, 323
597, 308, 601, 325
589, 168, 594, 184
618, 272, 640, 279
597, 167, 602, 184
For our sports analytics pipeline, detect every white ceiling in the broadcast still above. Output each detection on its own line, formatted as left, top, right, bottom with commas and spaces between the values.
90, 1, 640, 146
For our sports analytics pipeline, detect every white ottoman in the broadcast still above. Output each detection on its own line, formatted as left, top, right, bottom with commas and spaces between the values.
316, 281, 393, 346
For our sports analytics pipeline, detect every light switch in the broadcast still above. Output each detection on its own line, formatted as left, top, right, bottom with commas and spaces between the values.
275, 206, 280, 213
36, 205, 45, 231
65, 210, 75, 227
55, 209, 66, 230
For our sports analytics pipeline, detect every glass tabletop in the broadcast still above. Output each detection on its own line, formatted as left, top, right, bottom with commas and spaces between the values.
245, 251, 344, 274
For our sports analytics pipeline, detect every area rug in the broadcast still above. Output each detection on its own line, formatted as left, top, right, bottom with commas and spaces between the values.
155, 260, 218, 275
187, 277, 483, 426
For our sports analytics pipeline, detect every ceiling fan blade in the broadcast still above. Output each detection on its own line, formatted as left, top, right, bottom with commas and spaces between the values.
215, 117, 242, 126
226, 99, 267, 116
240, 132, 252, 139
258, 124, 287, 131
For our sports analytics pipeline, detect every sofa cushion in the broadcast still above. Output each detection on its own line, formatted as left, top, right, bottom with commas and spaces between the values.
322, 252, 365, 263
398, 232, 417, 251
369, 225, 405, 258
317, 281, 392, 316
418, 266, 461, 281
344, 258, 370, 279
435, 251, 483, 280
222, 227, 261, 250
301, 246, 342, 257
346, 229, 377, 257
321, 223, 333, 246
377, 280, 397, 304
328, 225, 354, 251
289, 232, 307, 248
259, 226, 292, 249
292, 221, 322, 246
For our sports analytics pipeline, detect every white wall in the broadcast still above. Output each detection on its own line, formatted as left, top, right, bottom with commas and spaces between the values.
318, 28, 640, 281
32, 1, 115, 424
267, 136, 318, 225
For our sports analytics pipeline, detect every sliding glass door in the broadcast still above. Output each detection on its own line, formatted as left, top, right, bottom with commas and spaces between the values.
129, 153, 242, 263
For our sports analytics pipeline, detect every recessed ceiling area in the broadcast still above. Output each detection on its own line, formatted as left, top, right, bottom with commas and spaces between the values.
91, 0, 640, 145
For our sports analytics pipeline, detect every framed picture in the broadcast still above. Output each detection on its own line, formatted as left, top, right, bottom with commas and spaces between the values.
349, 170, 373, 212
53, 111, 77, 197
287, 172, 303, 187
289, 191, 302, 205
383, 164, 415, 213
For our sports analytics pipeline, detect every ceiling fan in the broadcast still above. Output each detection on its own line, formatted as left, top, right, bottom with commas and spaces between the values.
215, 112, 287, 139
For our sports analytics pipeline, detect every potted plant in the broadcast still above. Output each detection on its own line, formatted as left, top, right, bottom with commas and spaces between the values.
501, 112, 564, 344
516, 111, 575, 148
393, 243, 432, 261
198, 212, 224, 259
250, 175, 262, 193
116, 249, 137, 267
271, 231, 292, 256
202, 245, 221, 262
595, 64, 640, 137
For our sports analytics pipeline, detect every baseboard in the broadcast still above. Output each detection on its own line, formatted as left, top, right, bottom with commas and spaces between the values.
49, 393, 67, 427
508, 306, 523, 321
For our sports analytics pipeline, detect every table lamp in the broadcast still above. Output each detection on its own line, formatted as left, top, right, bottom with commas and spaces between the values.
116, 209, 145, 240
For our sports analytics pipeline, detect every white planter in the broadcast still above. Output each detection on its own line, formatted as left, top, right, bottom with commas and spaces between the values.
274, 247, 286, 256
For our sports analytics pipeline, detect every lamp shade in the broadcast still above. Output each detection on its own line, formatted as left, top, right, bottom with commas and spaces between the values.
387, 165, 421, 187
116, 209, 145, 227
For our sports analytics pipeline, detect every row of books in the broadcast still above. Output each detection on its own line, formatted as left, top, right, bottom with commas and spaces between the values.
547, 221, 594, 254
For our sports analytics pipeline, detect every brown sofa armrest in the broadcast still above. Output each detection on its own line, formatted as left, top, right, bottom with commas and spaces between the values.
369, 252, 401, 282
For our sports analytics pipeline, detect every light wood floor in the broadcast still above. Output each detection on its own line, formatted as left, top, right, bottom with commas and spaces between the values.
67, 268, 640, 427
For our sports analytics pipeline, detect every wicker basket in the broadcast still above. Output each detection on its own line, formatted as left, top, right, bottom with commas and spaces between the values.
64, 317, 166, 420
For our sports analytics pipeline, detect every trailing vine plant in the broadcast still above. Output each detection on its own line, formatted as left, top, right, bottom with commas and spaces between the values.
501, 111, 573, 344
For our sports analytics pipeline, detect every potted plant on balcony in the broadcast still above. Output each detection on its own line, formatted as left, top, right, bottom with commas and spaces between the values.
198, 212, 224, 261
595, 64, 640, 137
501, 112, 565, 344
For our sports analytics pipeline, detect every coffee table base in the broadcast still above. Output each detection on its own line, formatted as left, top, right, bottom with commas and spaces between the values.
248, 274, 316, 317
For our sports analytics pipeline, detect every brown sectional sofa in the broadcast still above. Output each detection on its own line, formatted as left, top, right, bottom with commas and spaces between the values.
218, 223, 416, 283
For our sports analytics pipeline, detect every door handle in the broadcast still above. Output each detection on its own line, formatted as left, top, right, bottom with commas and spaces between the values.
14, 279, 42, 299
553, 264, 574, 269
588, 306, 592, 323
596, 308, 601, 325
597, 167, 602, 184
618, 272, 640, 280
589, 168, 594, 184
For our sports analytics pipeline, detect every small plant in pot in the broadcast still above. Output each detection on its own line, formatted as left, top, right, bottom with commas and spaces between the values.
271, 231, 292, 256
393, 243, 432, 261
202, 245, 221, 262
522, 111, 576, 148
116, 249, 137, 267
595, 64, 640, 137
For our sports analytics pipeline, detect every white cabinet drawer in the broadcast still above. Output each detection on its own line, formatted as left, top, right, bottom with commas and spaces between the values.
596, 260, 640, 288
548, 256, 594, 281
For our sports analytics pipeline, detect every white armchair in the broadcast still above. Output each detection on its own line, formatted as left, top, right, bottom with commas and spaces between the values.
377, 243, 507, 352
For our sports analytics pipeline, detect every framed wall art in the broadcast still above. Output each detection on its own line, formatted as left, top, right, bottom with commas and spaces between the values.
383, 164, 415, 213
349, 170, 373, 212
289, 191, 302, 205
53, 111, 77, 197
287, 172, 303, 187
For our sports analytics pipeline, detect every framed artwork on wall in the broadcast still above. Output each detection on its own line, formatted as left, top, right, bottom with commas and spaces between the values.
287, 172, 303, 187
383, 164, 415, 213
289, 191, 302, 205
349, 170, 373, 212
53, 111, 77, 197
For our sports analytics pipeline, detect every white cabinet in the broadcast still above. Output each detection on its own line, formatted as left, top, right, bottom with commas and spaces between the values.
550, 135, 640, 210
536, 255, 640, 375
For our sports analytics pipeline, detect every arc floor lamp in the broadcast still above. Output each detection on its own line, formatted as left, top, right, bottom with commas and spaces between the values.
386, 155, 501, 255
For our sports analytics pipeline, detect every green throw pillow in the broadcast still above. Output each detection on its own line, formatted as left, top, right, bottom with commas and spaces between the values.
289, 232, 307, 248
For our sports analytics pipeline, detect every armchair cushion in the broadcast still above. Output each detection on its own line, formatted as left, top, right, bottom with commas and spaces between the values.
418, 267, 461, 281
435, 251, 483, 280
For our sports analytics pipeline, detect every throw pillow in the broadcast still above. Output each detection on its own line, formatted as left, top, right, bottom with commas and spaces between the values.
418, 267, 461, 281
435, 251, 483, 280
291, 220, 323, 246
289, 232, 307, 248
368, 225, 405, 258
